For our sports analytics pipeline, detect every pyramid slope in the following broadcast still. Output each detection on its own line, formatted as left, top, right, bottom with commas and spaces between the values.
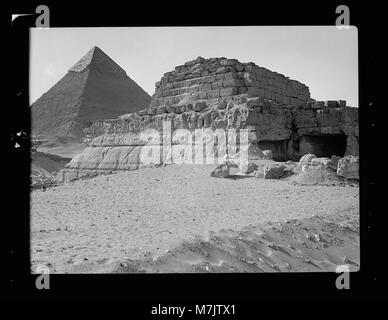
31, 46, 151, 138
31, 70, 89, 137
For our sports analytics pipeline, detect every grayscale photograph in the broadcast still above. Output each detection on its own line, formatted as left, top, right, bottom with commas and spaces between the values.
29, 26, 359, 274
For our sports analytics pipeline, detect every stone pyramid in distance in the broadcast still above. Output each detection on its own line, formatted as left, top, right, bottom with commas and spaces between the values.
31, 46, 151, 137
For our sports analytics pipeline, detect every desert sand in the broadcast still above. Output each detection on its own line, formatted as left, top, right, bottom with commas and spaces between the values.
30, 164, 359, 273
34, 136, 87, 158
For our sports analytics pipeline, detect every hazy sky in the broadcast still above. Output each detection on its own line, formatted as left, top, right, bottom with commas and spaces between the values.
30, 26, 358, 107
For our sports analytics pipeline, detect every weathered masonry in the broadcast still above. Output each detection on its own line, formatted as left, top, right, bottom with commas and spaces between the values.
59, 56, 358, 181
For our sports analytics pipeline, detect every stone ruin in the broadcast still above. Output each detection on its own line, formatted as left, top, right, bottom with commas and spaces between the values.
58, 56, 358, 182
150, 56, 310, 108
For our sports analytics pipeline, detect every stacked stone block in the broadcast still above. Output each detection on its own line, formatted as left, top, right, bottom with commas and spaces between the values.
310, 99, 347, 109
149, 56, 311, 109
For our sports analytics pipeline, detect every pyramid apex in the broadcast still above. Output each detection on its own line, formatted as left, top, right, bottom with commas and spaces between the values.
68, 46, 125, 75
91, 45, 103, 52
32, 45, 151, 137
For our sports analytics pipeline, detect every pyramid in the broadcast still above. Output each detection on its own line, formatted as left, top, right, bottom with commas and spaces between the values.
31, 46, 151, 137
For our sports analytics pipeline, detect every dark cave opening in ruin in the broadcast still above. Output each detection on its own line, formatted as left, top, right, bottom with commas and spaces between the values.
298, 134, 347, 158
258, 140, 289, 161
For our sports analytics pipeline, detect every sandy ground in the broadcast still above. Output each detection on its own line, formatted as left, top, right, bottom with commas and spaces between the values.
30, 151, 72, 190
34, 136, 86, 158
30, 164, 359, 273
116, 212, 359, 273
31, 151, 71, 175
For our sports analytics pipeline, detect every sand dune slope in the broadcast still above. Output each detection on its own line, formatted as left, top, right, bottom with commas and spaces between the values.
30, 164, 359, 273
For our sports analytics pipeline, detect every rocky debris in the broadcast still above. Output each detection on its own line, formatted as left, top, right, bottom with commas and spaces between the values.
290, 164, 348, 186
31, 171, 58, 190
242, 152, 359, 185
254, 167, 267, 179
193, 101, 207, 112
31, 46, 151, 138
311, 157, 331, 166
245, 144, 267, 160
226, 100, 234, 111
254, 161, 294, 180
299, 154, 341, 171
250, 155, 358, 186
210, 158, 241, 178
328, 155, 341, 170
307, 155, 342, 172
299, 153, 317, 164
214, 99, 227, 110
289, 155, 360, 186
337, 156, 359, 180
263, 150, 273, 160
210, 163, 230, 178
263, 163, 286, 179
238, 162, 259, 175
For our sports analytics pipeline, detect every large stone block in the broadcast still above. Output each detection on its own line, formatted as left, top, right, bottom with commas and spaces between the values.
198, 91, 207, 99
220, 87, 237, 97
238, 87, 247, 94
247, 87, 264, 98
199, 83, 212, 91
325, 100, 338, 108
216, 66, 227, 74
338, 100, 346, 107
263, 163, 286, 179
188, 85, 199, 93
224, 72, 238, 80
337, 155, 359, 180
211, 81, 223, 90
207, 89, 220, 99
223, 79, 244, 88
206, 75, 217, 83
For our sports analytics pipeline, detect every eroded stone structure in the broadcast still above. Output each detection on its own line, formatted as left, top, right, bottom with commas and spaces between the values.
58, 56, 358, 182
150, 57, 310, 108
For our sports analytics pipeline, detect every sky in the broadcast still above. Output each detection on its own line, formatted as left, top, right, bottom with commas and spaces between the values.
30, 26, 358, 107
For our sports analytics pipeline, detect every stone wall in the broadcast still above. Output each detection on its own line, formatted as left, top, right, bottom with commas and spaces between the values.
58, 57, 358, 182
150, 57, 310, 109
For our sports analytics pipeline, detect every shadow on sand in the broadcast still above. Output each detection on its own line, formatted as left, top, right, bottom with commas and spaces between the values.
224, 175, 253, 180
